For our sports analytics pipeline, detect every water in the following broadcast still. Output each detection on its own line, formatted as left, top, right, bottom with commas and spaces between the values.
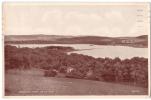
10, 44, 148, 59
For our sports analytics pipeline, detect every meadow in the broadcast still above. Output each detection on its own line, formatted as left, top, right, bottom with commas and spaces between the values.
5, 69, 147, 96
5, 45, 148, 95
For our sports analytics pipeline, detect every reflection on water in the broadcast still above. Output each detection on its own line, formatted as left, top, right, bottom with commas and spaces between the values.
11, 44, 148, 59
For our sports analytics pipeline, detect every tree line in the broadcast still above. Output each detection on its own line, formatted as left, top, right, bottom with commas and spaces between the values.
5, 45, 148, 87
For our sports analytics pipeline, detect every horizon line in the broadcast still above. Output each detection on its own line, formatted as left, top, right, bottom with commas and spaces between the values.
4, 34, 148, 37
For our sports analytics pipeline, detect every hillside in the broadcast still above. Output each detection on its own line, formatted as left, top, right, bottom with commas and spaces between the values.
5, 35, 148, 48
5, 69, 148, 96
5, 34, 73, 41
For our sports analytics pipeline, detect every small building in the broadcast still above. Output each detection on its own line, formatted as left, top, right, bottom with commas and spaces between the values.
121, 39, 137, 44
66, 67, 74, 73
86, 70, 93, 77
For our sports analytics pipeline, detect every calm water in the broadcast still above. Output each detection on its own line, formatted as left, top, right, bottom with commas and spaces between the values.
11, 44, 148, 59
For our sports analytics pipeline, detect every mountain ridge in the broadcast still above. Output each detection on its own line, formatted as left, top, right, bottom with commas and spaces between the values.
4, 35, 148, 48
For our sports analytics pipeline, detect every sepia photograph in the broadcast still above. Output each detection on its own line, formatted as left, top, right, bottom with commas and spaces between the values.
3, 2, 150, 96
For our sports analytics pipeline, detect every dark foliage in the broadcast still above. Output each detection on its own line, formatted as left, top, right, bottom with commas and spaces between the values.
44, 70, 57, 77
5, 45, 148, 87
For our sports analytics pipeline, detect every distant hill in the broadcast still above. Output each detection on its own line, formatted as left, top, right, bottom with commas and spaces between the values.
5, 35, 73, 41
136, 35, 148, 39
4, 35, 148, 48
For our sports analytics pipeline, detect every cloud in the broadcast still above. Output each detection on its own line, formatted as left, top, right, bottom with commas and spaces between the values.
4, 3, 149, 36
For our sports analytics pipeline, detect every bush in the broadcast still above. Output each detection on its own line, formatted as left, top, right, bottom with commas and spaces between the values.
44, 70, 57, 77
65, 70, 85, 79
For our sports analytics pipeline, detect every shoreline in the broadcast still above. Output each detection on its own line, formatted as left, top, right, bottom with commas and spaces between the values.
5, 43, 148, 48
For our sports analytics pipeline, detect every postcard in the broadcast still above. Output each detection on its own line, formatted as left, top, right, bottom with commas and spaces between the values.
3, 2, 150, 96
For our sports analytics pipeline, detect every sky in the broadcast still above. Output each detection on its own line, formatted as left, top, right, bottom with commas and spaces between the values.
3, 3, 150, 37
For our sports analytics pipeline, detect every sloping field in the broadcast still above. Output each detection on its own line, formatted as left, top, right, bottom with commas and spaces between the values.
5, 69, 148, 96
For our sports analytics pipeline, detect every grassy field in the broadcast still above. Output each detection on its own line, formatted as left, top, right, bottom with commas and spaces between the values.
5, 69, 148, 96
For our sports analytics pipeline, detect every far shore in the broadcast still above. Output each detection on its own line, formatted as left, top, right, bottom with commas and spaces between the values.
5, 43, 148, 48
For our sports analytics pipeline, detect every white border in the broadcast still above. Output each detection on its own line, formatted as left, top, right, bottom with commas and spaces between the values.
1, 0, 151, 2
0, 0, 151, 100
